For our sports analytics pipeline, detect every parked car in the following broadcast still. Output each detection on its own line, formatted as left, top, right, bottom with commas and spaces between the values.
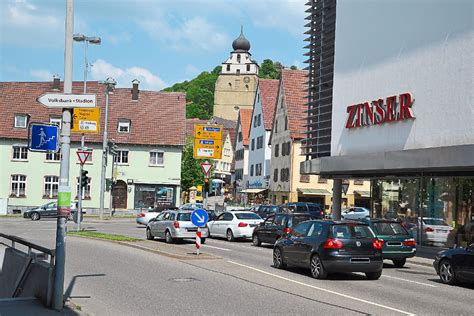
180, 203, 204, 210
146, 210, 208, 243
363, 218, 416, 267
273, 220, 384, 280
341, 207, 370, 220
136, 207, 165, 225
252, 213, 318, 247
249, 204, 261, 214
409, 217, 453, 246
208, 211, 263, 241
279, 202, 325, 219
23, 201, 78, 221
255, 205, 279, 219
433, 244, 474, 285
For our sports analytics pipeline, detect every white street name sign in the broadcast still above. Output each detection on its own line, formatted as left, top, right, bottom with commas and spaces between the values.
37, 93, 97, 108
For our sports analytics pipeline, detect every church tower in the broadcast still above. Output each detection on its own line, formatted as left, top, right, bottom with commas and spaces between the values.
213, 27, 259, 121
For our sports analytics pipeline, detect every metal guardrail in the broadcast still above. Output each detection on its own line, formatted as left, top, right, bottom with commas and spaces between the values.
0, 233, 55, 307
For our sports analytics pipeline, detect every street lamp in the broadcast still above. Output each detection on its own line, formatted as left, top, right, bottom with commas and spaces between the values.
99, 77, 117, 220
73, 33, 101, 93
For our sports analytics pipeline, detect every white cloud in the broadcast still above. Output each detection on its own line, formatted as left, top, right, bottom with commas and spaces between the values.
90, 59, 168, 91
30, 69, 54, 81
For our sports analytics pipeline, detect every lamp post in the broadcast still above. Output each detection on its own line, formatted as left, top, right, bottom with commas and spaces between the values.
73, 33, 101, 229
99, 77, 116, 220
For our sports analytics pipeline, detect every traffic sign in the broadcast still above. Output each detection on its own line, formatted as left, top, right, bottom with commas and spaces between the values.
194, 124, 223, 140
28, 123, 59, 152
191, 208, 209, 227
76, 150, 91, 165
37, 93, 96, 108
72, 107, 100, 134
193, 138, 222, 159
200, 162, 213, 177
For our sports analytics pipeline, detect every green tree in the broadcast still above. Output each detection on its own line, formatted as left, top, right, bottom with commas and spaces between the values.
181, 137, 212, 190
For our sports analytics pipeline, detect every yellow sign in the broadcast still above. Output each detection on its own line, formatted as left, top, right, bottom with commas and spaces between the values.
194, 124, 223, 140
72, 107, 101, 134
193, 138, 222, 159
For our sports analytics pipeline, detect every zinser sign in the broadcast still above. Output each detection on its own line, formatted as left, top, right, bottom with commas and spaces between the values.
345, 92, 415, 129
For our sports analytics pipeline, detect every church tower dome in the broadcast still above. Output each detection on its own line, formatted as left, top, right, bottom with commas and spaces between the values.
232, 26, 251, 52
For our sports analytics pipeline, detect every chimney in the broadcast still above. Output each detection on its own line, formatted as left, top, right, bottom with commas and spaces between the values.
52, 74, 60, 90
131, 79, 140, 101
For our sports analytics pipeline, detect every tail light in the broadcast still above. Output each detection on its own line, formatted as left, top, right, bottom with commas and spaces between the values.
173, 221, 180, 228
424, 227, 434, 233
373, 239, 384, 249
284, 228, 292, 234
238, 222, 248, 227
403, 238, 416, 246
139, 213, 145, 217
320, 211, 324, 218
323, 238, 344, 249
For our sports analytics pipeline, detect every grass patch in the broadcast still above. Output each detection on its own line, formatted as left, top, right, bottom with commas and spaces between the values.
67, 231, 140, 242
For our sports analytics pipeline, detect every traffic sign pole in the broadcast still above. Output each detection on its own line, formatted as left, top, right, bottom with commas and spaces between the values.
77, 135, 84, 232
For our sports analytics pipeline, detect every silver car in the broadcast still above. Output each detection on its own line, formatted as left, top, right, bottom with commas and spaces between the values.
341, 207, 370, 220
146, 210, 208, 243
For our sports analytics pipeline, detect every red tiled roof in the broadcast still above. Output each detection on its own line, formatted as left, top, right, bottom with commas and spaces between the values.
281, 69, 308, 140
238, 109, 253, 146
0, 81, 186, 146
258, 79, 279, 130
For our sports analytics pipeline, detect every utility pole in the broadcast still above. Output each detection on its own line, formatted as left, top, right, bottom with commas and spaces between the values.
53, 0, 73, 310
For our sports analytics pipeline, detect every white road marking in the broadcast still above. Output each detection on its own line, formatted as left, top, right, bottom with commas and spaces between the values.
382, 275, 437, 287
202, 245, 231, 251
228, 260, 415, 316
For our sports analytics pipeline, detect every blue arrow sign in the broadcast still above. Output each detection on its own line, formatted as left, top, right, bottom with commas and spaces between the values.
191, 208, 209, 227
29, 123, 59, 152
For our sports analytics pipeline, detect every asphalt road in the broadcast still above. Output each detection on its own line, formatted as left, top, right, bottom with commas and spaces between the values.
1, 217, 473, 315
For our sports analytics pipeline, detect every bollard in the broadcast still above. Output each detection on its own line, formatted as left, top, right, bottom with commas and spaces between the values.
196, 227, 201, 255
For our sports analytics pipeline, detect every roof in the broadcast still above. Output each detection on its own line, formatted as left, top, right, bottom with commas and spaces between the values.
186, 118, 208, 138
213, 116, 237, 148
258, 79, 279, 130
238, 109, 253, 146
0, 81, 186, 146
280, 69, 308, 140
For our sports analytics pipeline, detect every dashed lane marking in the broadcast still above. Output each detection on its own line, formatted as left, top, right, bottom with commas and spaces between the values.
202, 245, 231, 251
228, 260, 415, 316
382, 275, 437, 287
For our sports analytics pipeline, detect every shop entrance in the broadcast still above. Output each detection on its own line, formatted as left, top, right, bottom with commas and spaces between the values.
355, 198, 371, 209
112, 180, 128, 209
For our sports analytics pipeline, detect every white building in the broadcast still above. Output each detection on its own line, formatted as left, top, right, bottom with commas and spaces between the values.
233, 109, 252, 202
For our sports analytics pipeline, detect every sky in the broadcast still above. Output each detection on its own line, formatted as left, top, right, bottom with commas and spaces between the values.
0, 0, 307, 90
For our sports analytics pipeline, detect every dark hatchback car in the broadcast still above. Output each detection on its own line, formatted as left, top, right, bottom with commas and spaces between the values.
280, 202, 325, 219
273, 220, 384, 280
252, 213, 318, 247
433, 244, 474, 285
255, 205, 279, 219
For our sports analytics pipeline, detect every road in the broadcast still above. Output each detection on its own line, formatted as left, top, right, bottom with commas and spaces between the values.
1, 217, 473, 315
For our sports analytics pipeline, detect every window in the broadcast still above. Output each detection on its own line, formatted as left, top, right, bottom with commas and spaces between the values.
223, 213, 234, 221
273, 169, 278, 182
292, 221, 312, 237
300, 174, 310, 183
50, 116, 62, 128
250, 165, 254, 176
46, 151, 61, 162
237, 54, 241, 63
257, 136, 263, 149
275, 120, 278, 133
236, 69, 240, 75
235, 169, 243, 181
246, 64, 250, 71
256, 163, 262, 176
258, 114, 261, 126
307, 222, 324, 237
280, 168, 290, 182
12, 146, 28, 160
274, 144, 279, 157
14, 114, 28, 128
226, 64, 230, 71
251, 139, 255, 151
318, 177, 328, 184
115, 150, 129, 164
43, 176, 59, 198
254, 116, 258, 128
10, 175, 26, 197
118, 120, 130, 133
149, 151, 164, 166
76, 176, 91, 199
238, 132, 243, 142
274, 214, 285, 226
285, 116, 288, 130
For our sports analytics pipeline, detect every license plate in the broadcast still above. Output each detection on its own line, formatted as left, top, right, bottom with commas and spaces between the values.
187, 228, 197, 232
387, 242, 402, 246
436, 230, 447, 233
250, 224, 258, 227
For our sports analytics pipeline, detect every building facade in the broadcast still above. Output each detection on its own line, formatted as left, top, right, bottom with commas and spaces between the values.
233, 109, 252, 202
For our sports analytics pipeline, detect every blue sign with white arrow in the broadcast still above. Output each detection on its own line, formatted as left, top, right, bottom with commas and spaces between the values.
29, 123, 59, 152
191, 208, 209, 227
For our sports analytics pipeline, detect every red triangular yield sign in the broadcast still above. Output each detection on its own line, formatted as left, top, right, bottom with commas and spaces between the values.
200, 163, 213, 177
77, 151, 91, 165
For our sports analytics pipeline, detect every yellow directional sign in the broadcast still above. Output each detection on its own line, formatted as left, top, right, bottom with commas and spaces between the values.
72, 107, 101, 134
193, 138, 222, 159
194, 124, 223, 140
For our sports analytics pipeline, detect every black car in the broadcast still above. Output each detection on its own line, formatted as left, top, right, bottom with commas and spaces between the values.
255, 205, 279, 219
433, 244, 474, 285
273, 220, 384, 280
252, 213, 318, 247
280, 202, 325, 219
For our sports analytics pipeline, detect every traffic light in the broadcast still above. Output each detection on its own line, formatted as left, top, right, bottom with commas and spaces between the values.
109, 142, 118, 156
80, 170, 89, 188
204, 178, 209, 195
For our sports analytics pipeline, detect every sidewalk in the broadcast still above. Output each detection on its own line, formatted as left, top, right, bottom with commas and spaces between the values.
0, 298, 85, 316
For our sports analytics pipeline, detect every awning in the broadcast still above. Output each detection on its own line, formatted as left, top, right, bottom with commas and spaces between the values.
240, 188, 267, 194
297, 188, 331, 195
354, 190, 371, 197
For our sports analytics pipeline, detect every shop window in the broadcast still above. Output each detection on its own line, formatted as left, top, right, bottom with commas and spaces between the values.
10, 175, 26, 197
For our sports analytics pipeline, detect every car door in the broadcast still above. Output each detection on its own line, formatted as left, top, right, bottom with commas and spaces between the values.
457, 244, 474, 281
294, 222, 324, 266
210, 213, 226, 237
268, 214, 285, 244
284, 221, 312, 266
45, 202, 57, 217
222, 212, 235, 235
156, 212, 170, 237
258, 215, 275, 243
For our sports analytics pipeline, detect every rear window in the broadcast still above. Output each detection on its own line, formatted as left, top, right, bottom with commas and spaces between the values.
291, 215, 315, 227
296, 205, 307, 213
331, 224, 375, 239
177, 213, 191, 221
235, 213, 261, 220
308, 204, 322, 212
423, 219, 448, 226
373, 222, 408, 235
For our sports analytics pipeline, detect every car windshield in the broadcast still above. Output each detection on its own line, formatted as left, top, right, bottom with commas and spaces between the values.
235, 213, 261, 220
423, 218, 448, 226
373, 222, 408, 235
177, 213, 192, 221
332, 224, 375, 239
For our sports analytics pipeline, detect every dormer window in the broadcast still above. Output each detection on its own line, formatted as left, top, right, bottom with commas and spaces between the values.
118, 120, 130, 133
14, 114, 28, 128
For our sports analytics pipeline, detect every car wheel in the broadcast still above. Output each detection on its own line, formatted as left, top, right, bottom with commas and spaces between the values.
392, 258, 406, 268
439, 259, 457, 285
146, 228, 154, 240
226, 229, 235, 242
273, 247, 287, 269
310, 254, 328, 279
165, 230, 174, 244
365, 270, 382, 280
201, 237, 206, 244
252, 234, 261, 246
30, 212, 40, 221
